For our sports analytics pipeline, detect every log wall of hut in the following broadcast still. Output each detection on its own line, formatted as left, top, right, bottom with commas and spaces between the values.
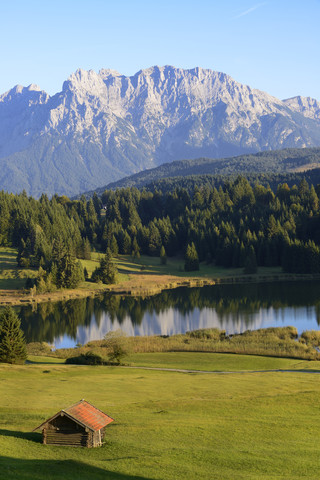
42, 414, 90, 447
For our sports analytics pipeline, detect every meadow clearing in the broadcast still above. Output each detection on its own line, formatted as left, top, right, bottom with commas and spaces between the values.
1, 352, 320, 479
1, 246, 316, 306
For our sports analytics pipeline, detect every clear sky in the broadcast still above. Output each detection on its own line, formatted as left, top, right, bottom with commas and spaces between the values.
1, 0, 319, 100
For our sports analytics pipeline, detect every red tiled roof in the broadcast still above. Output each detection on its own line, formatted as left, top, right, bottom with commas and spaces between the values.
64, 400, 114, 431
33, 399, 114, 432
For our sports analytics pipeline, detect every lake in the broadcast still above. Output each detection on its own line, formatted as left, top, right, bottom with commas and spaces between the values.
18, 280, 320, 349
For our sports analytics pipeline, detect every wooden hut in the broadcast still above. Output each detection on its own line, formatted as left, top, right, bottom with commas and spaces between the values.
33, 399, 114, 447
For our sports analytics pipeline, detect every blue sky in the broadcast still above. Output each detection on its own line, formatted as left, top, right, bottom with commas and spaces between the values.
0, 0, 319, 100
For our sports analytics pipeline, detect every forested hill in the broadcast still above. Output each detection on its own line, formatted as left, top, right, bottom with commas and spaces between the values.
140, 169, 320, 195
84, 148, 320, 196
3, 176, 320, 282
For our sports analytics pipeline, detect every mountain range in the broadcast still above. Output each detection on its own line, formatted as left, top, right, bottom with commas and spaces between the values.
1, 66, 320, 197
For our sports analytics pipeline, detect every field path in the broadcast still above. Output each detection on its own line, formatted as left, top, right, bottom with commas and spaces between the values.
121, 365, 320, 375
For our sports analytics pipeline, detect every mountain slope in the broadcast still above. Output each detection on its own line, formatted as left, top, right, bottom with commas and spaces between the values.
81, 147, 320, 195
1, 66, 320, 197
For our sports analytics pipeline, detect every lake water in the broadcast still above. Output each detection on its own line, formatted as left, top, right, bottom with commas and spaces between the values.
18, 280, 320, 349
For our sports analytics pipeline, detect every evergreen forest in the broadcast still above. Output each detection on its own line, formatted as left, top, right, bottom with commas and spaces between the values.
1, 174, 320, 291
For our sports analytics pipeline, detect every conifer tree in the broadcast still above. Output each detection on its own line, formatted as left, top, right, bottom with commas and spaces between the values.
92, 248, 118, 284
184, 242, 199, 271
160, 245, 167, 265
110, 235, 119, 255
0, 308, 27, 364
131, 237, 140, 259
244, 246, 258, 274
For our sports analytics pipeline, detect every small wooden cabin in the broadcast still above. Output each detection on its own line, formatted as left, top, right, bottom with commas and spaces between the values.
33, 399, 114, 447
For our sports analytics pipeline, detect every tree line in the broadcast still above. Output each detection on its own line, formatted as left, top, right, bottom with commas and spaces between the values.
98, 176, 320, 274
1, 175, 320, 282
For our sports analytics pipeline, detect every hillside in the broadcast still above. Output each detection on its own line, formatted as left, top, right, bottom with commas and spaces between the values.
83, 147, 320, 195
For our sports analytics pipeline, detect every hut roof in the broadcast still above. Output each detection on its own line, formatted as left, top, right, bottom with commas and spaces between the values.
34, 399, 114, 432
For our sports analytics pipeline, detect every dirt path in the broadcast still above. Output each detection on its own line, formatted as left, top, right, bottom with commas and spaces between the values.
121, 365, 320, 375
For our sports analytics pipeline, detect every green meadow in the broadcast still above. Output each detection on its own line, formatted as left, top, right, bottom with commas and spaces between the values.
0, 248, 37, 290
1, 353, 320, 479
81, 251, 284, 281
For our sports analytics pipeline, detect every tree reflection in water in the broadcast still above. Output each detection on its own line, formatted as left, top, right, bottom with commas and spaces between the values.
17, 280, 320, 346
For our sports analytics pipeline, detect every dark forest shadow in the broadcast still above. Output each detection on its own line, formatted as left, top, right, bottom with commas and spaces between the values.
0, 455, 156, 480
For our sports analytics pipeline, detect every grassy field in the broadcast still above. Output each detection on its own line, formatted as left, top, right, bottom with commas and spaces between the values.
113, 254, 283, 279
28, 351, 320, 371
82, 251, 287, 281
125, 351, 320, 371
1, 246, 319, 306
1, 356, 320, 479
0, 247, 37, 290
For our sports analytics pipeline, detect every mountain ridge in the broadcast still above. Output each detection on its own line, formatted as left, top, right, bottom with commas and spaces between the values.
1, 65, 320, 197
77, 147, 320, 196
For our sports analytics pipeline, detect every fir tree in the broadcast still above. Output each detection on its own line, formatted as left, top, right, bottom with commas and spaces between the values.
84, 266, 89, 281
0, 308, 27, 364
110, 235, 119, 255
184, 242, 199, 271
244, 246, 258, 274
160, 245, 167, 265
131, 237, 140, 260
92, 248, 118, 284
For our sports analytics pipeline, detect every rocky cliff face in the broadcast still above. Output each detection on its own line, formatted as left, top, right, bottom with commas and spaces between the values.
1, 66, 320, 197
283, 96, 320, 121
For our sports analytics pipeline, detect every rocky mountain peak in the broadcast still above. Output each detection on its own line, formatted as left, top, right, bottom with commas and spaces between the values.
283, 96, 320, 120
62, 69, 106, 97
0, 66, 320, 197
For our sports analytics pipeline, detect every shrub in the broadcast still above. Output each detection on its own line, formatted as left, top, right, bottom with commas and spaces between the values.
300, 330, 320, 347
103, 330, 130, 365
186, 328, 226, 341
65, 352, 105, 365
26, 342, 53, 356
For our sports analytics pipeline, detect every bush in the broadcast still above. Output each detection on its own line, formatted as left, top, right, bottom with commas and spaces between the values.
239, 327, 298, 340
103, 330, 130, 365
300, 330, 320, 347
26, 342, 53, 356
186, 328, 226, 341
65, 352, 106, 365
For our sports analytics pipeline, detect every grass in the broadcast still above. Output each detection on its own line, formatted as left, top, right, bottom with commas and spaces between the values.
82, 253, 287, 285
0, 247, 318, 306
51, 326, 320, 361
1, 360, 320, 479
0, 247, 37, 290
27, 351, 320, 372
125, 351, 312, 371
27, 355, 66, 364
113, 254, 283, 279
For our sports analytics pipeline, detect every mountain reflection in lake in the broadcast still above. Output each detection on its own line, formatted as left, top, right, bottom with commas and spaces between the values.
18, 281, 320, 349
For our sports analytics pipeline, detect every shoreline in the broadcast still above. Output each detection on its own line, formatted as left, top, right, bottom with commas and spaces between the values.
1, 271, 320, 307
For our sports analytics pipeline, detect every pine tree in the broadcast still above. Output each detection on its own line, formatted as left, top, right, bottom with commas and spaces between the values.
244, 246, 257, 274
110, 235, 119, 255
92, 248, 118, 284
84, 266, 89, 281
131, 237, 140, 260
0, 308, 27, 364
120, 230, 131, 254
81, 237, 91, 260
160, 245, 167, 265
184, 242, 199, 272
